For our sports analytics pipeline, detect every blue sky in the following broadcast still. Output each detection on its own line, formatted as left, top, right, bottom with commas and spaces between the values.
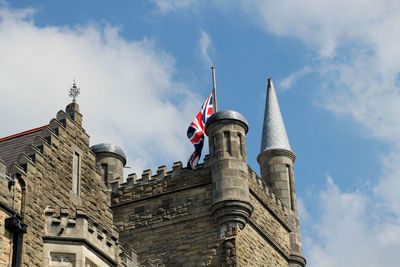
1, 1, 399, 266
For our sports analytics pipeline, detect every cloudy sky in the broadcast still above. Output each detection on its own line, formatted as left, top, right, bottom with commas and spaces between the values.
1, 1, 400, 266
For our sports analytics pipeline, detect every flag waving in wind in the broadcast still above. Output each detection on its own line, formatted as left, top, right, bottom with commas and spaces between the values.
187, 92, 214, 169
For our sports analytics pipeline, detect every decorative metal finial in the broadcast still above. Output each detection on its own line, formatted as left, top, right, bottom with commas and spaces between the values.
68, 79, 80, 102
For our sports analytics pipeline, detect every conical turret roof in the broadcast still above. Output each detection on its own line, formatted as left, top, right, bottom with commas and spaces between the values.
260, 78, 291, 152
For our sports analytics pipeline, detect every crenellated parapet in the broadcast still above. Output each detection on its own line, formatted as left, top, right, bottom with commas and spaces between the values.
111, 158, 211, 206
111, 156, 216, 266
43, 206, 119, 264
112, 155, 211, 189
248, 167, 288, 216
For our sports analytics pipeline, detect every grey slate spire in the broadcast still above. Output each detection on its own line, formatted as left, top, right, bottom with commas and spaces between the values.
260, 78, 291, 152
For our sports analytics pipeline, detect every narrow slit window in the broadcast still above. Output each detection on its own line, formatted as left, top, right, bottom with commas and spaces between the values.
238, 133, 243, 158
101, 163, 108, 186
286, 165, 294, 210
72, 151, 81, 195
224, 131, 231, 156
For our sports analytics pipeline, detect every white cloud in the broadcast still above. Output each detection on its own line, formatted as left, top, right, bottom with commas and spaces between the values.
297, 197, 309, 223
306, 177, 400, 267
150, 0, 202, 13
0, 6, 200, 173
279, 66, 312, 91
230, 0, 398, 58
199, 30, 212, 67
375, 152, 400, 215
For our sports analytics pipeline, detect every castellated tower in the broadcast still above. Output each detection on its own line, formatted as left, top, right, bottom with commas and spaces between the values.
112, 97, 307, 266
0, 79, 306, 266
257, 78, 306, 266
205, 111, 253, 237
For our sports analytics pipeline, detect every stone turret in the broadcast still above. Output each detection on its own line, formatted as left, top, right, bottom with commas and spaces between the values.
91, 143, 126, 188
258, 78, 294, 209
205, 110, 253, 237
257, 78, 306, 266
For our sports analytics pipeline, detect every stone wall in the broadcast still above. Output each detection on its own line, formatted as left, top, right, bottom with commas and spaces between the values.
0, 161, 24, 218
5, 104, 116, 266
43, 207, 119, 266
2, 103, 304, 266
234, 168, 291, 265
125, 213, 223, 266
112, 158, 294, 266
248, 169, 291, 255
0, 159, 21, 267
0, 208, 12, 267
112, 163, 227, 266
236, 224, 288, 266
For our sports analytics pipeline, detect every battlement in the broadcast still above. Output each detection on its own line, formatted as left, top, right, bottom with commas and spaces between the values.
111, 158, 211, 207
44, 206, 118, 261
111, 155, 288, 218
248, 167, 288, 215
112, 155, 211, 192
0, 78, 306, 266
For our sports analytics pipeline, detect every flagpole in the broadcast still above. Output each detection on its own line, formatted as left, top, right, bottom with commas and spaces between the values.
211, 66, 218, 112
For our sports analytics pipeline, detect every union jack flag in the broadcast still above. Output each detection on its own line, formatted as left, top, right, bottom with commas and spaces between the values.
187, 92, 214, 169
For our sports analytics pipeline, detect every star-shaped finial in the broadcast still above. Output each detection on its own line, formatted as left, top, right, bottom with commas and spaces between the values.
68, 79, 80, 102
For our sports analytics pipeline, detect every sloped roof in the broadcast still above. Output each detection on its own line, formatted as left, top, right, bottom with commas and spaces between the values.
0, 126, 46, 167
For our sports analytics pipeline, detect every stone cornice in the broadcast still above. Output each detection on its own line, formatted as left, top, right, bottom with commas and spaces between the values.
257, 149, 296, 163
42, 236, 117, 267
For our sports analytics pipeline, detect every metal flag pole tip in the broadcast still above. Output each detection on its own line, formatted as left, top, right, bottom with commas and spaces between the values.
211, 66, 218, 113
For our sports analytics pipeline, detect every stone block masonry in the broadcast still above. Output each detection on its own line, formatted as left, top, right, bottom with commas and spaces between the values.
0, 208, 12, 266
112, 155, 296, 266
43, 207, 119, 266
0, 78, 306, 266
112, 162, 227, 266
1, 102, 119, 266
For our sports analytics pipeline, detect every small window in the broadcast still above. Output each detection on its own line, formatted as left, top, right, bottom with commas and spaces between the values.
224, 131, 231, 156
286, 165, 294, 210
101, 163, 108, 186
72, 151, 81, 195
238, 133, 243, 158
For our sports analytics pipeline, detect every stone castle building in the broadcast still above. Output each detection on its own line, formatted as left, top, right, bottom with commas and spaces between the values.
0, 79, 306, 266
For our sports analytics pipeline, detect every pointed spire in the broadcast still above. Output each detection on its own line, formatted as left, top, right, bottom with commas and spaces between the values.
260, 78, 291, 153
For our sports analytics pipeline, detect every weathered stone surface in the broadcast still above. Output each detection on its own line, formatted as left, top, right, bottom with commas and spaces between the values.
1, 100, 306, 267
110, 110, 305, 266
236, 224, 288, 267
0, 103, 124, 266
206, 112, 253, 232
112, 167, 225, 266
0, 209, 12, 266
258, 147, 305, 266
249, 192, 291, 254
